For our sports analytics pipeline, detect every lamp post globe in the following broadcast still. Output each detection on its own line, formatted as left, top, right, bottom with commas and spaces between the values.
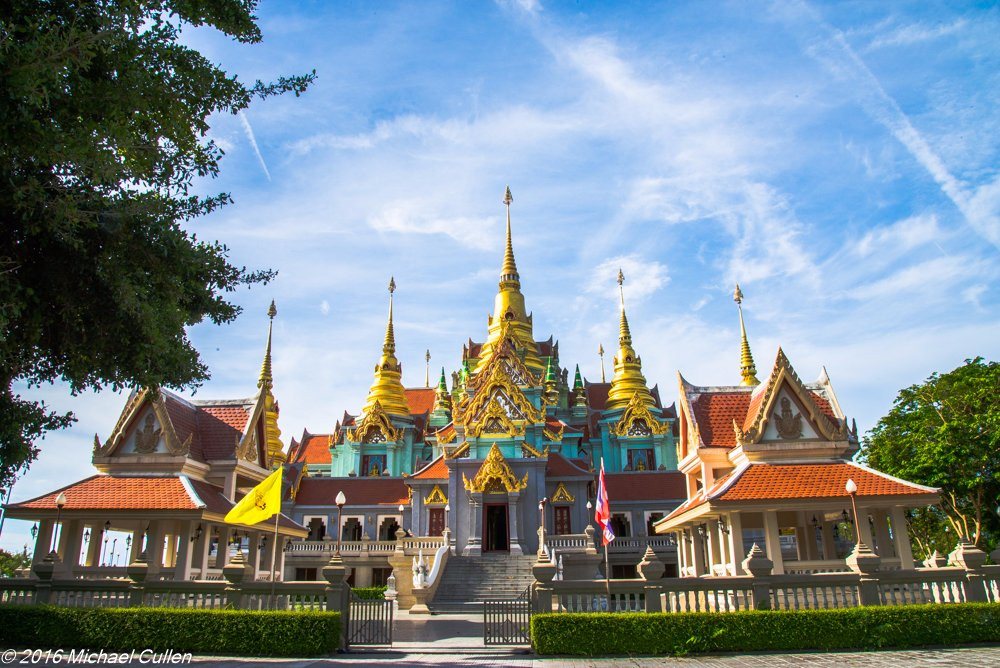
334, 491, 346, 557
845, 478, 862, 545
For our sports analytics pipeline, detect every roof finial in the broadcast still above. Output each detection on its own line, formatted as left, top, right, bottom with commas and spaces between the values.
734, 283, 759, 386
258, 300, 277, 389
617, 268, 631, 344
383, 277, 396, 354
425, 349, 431, 388
501, 185, 519, 281
598, 343, 606, 383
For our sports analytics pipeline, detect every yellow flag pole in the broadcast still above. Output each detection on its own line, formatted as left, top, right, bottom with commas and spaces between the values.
269, 510, 280, 607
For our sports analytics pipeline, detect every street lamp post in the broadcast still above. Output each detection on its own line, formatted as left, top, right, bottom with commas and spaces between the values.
51, 492, 67, 555
845, 478, 862, 545
398, 504, 406, 536
538, 497, 547, 554
334, 491, 346, 557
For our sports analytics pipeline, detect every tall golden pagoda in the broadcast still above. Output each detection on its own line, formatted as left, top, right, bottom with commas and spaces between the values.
361, 277, 411, 417
606, 269, 654, 410
258, 300, 286, 466
474, 186, 544, 374
733, 284, 760, 386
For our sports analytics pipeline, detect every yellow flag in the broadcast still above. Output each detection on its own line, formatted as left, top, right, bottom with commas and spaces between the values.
224, 467, 282, 526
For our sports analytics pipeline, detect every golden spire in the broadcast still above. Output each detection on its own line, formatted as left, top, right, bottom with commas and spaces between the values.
606, 269, 653, 410
501, 185, 518, 281
476, 186, 543, 374
598, 343, 605, 382
362, 278, 411, 417
258, 300, 277, 389
425, 349, 431, 388
257, 300, 285, 466
734, 283, 760, 386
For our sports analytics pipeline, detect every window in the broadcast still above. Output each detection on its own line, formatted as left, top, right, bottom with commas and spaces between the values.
303, 516, 326, 541
341, 517, 363, 541
610, 564, 637, 579
553, 506, 571, 535
378, 516, 401, 541
627, 448, 655, 471
361, 454, 387, 477
295, 567, 317, 581
645, 512, 664, 537
610, 513, 631, 538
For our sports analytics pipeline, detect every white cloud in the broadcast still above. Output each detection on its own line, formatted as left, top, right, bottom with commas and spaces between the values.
320, 300, 330, 315
866, 19, 967, 51
238, 111, 271, 182
586, 255, 668, 304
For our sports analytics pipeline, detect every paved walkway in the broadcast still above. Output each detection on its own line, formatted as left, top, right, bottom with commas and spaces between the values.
181, 612, 1000, 666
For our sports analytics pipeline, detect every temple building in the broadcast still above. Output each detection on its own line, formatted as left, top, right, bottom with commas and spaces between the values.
5, 187, 938, 597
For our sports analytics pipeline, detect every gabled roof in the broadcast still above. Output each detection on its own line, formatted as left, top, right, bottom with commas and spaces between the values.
410, 456, 449, 480
405, 388, 437, 415
294, 477, 410, 506
679, 349, 843, 450
585, 382, 611, 411
661, 462, 938, 524
289, 433, 333, 465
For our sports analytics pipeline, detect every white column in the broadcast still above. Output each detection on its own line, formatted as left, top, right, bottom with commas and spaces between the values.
727, 513, 745, 575
820, 521, 836, 560
33, 520, 55, 565
214, 527, 231, 568
857, 508, 874, 548
763, 511, 784, 575
59, 520, 84, 575
84, 525, 102, 567
872, 510, 894, 558
173, 521, 194, 580
889, 507, 914, 569
507, 492, 522, 555
691, 527, 706, 576
128, 524, 143, 564
146, 521, 166, 576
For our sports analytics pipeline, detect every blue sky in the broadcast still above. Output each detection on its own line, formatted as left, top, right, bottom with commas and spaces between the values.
4, 0, 1000, 553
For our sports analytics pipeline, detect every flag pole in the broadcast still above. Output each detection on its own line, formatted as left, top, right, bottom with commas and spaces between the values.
269, 510, 280, 606
603, 542, 611, 611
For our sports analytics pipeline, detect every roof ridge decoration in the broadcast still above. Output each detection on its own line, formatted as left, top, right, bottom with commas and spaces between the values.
543, 423, 565, 442
349, 399, 403, 444
675, 372, 705, 451
423, 484, 449, 505
521, 441, 543, 458
467, 323, 537, 389
444, 440, 470, 459
456, 359, 543, 434
551, 482, 575, 503
463, 442, 529, 493
96, 388, 191, 458
361, 277, 412, 417
606, 269, 654, 410
732, 348, 847, 447
465, 397, 527, 438
613, 390, 669, 438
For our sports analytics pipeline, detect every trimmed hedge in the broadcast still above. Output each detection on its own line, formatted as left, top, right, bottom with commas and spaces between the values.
0, 606, 340, 657
352, 586, 388, 600
532, 603, 1000, 656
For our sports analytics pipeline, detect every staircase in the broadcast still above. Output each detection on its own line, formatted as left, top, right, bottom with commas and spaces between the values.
430, 552, 536, 612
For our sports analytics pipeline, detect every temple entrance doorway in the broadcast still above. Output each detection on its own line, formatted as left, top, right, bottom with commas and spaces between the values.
483, 504, 509, 552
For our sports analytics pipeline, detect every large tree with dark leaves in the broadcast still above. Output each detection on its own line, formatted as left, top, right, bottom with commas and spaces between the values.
0, 1, 313, 491
861, 358, 999, 555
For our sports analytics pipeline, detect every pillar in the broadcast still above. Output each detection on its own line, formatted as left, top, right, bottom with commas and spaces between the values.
820, 521, 836, 560
214, 527, 231, 568
173, 521, 194, 580
872, 510, 894, 559
763, 510, 784, 575
129, 525, 143, 564
507, 492, 522, 555
793, 526, 810, 561
248, 531, 261, 579
463, 493, 483, 556
857, 508, 875, 549
727, 513, 744, 575
33, 520, 55, 565
889, 507, 914, 569
691, 527, 706, 576
146, 521, 166, 576
59, 520, 83, 575
84, 524, 103, 568
274, 538, 287, 581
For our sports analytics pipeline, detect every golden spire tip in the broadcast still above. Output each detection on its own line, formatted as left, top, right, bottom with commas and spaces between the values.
388, 277, 396, 294
267, 300, 277, 319
503, 185, 513, 206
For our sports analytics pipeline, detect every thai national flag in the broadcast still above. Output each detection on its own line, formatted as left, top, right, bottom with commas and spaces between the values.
595, 458, 615, 546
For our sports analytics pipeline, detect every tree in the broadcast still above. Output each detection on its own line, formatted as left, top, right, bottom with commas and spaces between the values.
861, 358, 1000, 554
0, 1, 314, 491
0, 548, 31, 577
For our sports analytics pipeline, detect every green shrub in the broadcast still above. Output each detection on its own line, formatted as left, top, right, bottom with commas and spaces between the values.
0, 606, 340, 657
352, 586, 388, 600
531, 603, 1000, 656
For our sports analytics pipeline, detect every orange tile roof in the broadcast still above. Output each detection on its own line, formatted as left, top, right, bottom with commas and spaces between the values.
717, 463, 936, 502
198, 405, 251, 460
405, 388, 437, 415
10, 475, 202, 511
585, 383, 611, 411
690, 391, 752, 448
411, 456, 449, 480
294, 434, 333, 465
295, 477, 410, 506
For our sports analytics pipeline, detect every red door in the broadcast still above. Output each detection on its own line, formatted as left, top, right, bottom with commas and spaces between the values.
553, 506, 571, 535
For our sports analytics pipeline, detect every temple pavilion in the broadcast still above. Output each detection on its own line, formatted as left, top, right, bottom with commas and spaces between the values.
5, 187, 938, 586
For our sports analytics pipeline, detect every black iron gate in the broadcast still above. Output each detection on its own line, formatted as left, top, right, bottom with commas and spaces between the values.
347, 592, 393, 647
484, 586, 531, 645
